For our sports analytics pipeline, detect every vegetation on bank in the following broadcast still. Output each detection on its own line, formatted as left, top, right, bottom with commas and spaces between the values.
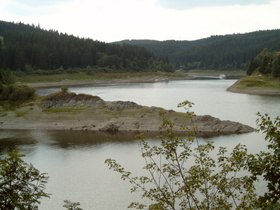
0, 69, 36, 109
247, 48, 280, 77
239, 75, 280, 90
228, 48, 280, 94
15, 71, 187, 84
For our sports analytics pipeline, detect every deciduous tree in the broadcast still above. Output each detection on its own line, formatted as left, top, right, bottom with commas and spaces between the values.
0, 149, 50, 209
105, 102, 259, 209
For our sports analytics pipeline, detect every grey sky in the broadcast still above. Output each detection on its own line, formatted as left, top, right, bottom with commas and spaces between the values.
0, 0, 278, 42
156, 0, 271, 10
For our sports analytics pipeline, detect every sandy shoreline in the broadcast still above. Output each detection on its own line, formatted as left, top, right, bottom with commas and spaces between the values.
25, 75, 280, 96
24, 76, 192, 88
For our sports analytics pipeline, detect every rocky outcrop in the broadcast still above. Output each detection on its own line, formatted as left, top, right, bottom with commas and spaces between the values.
192, 115, 254, 135
106, 101, 142, 111
41, 92, 106, 109
0, 92, 255, 136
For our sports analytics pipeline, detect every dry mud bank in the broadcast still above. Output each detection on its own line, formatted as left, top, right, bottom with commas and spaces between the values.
0, 92, 255, 137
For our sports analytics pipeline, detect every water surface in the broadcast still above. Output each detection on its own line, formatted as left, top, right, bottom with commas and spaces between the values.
1, 79, 280, 209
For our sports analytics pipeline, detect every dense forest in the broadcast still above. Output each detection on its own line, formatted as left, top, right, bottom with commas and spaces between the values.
0, 20, 172, 75
116, 30, 280, 70
1, 20, 280, 74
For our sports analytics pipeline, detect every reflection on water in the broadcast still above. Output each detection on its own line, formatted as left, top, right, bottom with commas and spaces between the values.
0, 130, 144, 151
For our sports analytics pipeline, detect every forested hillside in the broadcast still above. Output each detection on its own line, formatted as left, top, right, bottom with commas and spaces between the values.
117, 30, 280, 70
0, 21, 172, 75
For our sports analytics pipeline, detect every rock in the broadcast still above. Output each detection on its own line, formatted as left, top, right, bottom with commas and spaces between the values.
1, 92, 254, 136
99, 123, 121, 132
192, 115, 255, 134
106, 101, 142, 111
41, 92, 106, 109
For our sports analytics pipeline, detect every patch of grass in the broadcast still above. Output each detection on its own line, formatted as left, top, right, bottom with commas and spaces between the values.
16, 72, 189, 84
239, 77, 267, 87
42, 107, 85, 114
239, 76, 280, 89
15, 110, 29, 117
190, 70, 246, 75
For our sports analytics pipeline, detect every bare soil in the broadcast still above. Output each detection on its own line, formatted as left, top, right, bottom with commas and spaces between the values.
0, 93, 255, 137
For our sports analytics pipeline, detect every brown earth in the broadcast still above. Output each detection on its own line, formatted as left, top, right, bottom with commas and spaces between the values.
0, 92, 255, 137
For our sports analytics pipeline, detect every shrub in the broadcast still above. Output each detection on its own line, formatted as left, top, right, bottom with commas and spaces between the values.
61, 86, 69, 93
0, 149, 49, 209
8, 85, 35, 101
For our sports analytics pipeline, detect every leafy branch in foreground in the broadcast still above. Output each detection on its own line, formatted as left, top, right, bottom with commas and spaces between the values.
0, 149, 50, 209
105, 101, 260, 209
248, 113, 280, 209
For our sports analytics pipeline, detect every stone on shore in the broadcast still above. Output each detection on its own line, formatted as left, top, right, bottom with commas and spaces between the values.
0, 92, 255, 136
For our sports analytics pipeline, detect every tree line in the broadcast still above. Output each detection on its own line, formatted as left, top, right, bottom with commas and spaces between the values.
0, 21, 173, 75
117, 29, 280, 71
247, 48, 280, 77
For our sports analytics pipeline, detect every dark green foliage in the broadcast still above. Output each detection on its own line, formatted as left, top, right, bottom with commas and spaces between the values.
0, 84, 35, 101
247, 58, 259, 75
8, 85, 35, 101
0, 20, 172, 73
259, 48, 273, 74
61, 86, 69, 93
1, 84, 15, 100
117, 30, 280, 70
249, 113, 280, 209
63, 200, 82, 210
246, 49, 280, 77
0, 149, 50, 209
0, 69, 15, 85
272, 55, 280, 77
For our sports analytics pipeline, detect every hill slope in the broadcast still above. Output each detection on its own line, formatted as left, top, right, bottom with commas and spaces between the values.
0, 20, 172, 74
116, 30, 280, 70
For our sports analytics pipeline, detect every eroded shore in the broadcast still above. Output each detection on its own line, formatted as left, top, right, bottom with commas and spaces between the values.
0, 92, 255, 137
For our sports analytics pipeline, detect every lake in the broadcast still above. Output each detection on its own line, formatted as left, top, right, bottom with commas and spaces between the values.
1, 79, 279, 209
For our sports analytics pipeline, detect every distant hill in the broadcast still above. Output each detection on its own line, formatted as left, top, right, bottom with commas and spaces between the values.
116, 30, 280, 70
0, 20, 172, 75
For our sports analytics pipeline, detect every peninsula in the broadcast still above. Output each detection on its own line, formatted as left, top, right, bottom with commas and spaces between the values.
0, 91, 254, 137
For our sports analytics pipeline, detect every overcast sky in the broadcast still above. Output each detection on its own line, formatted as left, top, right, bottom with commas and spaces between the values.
0, 0, 279, 42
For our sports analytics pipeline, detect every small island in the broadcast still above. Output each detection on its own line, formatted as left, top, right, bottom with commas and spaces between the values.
0, 91, 254, 136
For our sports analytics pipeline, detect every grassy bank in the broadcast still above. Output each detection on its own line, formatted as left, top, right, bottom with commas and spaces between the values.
16, 72, 188, 84
16, 70, 248, 84
188, 70, 246, 75
228, 75, 280, 95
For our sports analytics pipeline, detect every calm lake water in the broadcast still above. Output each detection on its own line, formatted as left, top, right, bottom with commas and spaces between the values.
1, 79, 280, 209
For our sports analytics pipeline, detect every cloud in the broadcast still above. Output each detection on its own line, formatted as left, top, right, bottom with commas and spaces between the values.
0, 0, 66, 16
0, 0, 279, 42
9, 0, 71, 7
156, 0, 271, 10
